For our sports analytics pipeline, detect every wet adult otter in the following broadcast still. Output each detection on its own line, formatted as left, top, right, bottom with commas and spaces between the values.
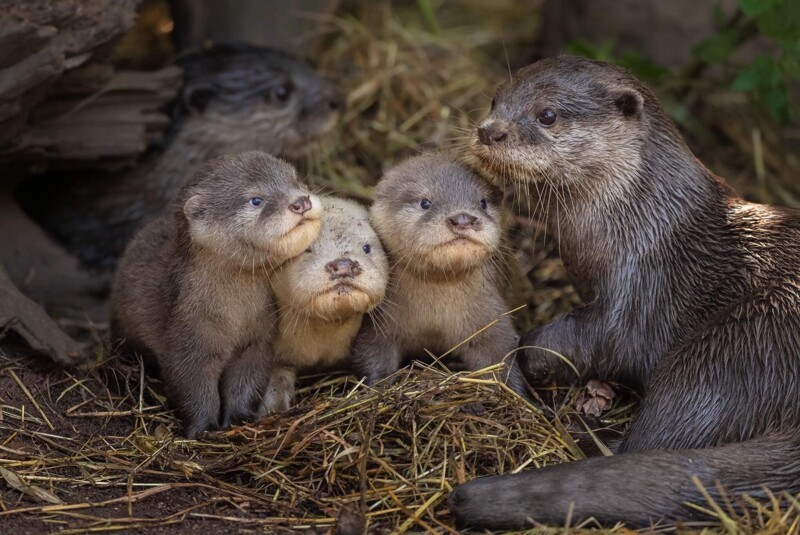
262, 196, 389, 413
111, 151, 322, 438
19, 44, 342, 271
449, 56, 800, 529
351, 154, 528, 396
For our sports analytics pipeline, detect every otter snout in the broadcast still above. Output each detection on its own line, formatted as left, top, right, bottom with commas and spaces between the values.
477, 122, 508, 146
289, 195, 312, 215
448, 212, 479, 231
326, 257, 363, 279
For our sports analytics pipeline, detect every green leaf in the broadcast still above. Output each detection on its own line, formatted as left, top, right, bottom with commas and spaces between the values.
739, 0, 782, 17
731, 55, 782, 91
565, 39, 617, 61
692, 29, 740, 64
415, 0, 441, 36
756, 0, 800, 40
760, 85, 791, 123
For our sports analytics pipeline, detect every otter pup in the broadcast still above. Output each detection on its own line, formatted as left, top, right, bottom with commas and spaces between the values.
111, 151, 322, 438
262, 196, 389, 413
20, 43, 342, 270
350, 154, 528, 396
450, 56, 800, 529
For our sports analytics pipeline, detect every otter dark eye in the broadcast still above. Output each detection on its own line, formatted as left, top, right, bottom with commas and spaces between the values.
305, 246, 312, 253
480, 198, 488, 210
250, 197, 263, 206
420, 199, 432, 210
363, 244, 371, 254
271, 83, 293, 103
537, 109, 557, 127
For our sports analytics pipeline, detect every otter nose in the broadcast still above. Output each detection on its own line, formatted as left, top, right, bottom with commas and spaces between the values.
448, 213, 479, 230
289, 195, 312, 214
326, 257, 362, 279
477, 124, 508, 146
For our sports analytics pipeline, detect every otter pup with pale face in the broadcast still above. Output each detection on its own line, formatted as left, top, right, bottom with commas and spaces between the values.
111, 151, 322, 438
262, 196, 389, 413
350, 153, 527, 395
450, 56, 800, 529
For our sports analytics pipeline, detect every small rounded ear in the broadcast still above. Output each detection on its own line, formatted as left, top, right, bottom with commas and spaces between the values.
183, 86, 215, 113
613, 89, 644, 118
183, 195, 204, 222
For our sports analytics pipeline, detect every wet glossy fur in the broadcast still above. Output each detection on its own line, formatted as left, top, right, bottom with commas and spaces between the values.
350, 154, 527, 395
111, 151, 322, 438
451, 56, 800, 529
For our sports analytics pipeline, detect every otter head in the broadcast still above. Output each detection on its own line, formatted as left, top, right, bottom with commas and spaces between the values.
470, 56, 653, 189
372, 154, 502, 280
180, 151, 322, 268
177, 44, 344, 159
272, 197, 388, 322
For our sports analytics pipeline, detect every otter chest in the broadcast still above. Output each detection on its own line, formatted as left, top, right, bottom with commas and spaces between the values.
276, 316, 362, 370
188, 267, 274, 338
395, 278, 487, 352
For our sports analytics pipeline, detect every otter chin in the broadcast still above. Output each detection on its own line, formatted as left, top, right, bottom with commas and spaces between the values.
269, 202, 323, 265
417, 237, 490, 277
307, 289, 375, 322
262, 196, 389, 414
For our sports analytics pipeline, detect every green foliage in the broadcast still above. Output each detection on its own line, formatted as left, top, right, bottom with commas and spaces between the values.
695, 0, 800, 123
568, 1, 799, 124
565, 39, 669, 82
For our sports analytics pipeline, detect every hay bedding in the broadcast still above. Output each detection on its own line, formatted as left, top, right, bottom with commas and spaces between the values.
2, 5, 800, 534
0, 350, 578, 533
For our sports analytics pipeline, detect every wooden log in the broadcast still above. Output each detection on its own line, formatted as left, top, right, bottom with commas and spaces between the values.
0, 264, 84, 365
0, 0, 140, 148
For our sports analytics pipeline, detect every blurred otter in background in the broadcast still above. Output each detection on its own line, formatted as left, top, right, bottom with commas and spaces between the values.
18, 44, 343, 271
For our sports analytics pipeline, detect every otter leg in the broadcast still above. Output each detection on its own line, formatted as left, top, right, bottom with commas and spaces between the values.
450, 430, 800, 530
349, 315, 402, 385
162, 326, 230, 438
518, 306, 597, 386
162, 356, 226, 439
219, 338, 273, 428
258, 366, 296, 415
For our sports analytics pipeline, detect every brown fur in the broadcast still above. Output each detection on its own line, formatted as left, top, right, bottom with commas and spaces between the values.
111, 151, 322, 438
450, 56, 800, 529
263, 196, 389, 412
350, 153, 528, 396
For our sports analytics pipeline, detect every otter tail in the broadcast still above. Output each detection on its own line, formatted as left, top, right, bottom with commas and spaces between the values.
450, 430, 800, 530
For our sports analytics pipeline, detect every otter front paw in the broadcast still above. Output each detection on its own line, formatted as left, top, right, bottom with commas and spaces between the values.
220, 393, 259, 429
258, 368, 295, 416
518, 328, 577, 386
183, 412, 220, 439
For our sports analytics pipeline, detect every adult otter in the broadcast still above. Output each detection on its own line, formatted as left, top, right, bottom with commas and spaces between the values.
262, 196, 389, 413
449, 56, 800, 529
351, 154, 528, 396
111, 151, 322, 438
19, 44, 342, 270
